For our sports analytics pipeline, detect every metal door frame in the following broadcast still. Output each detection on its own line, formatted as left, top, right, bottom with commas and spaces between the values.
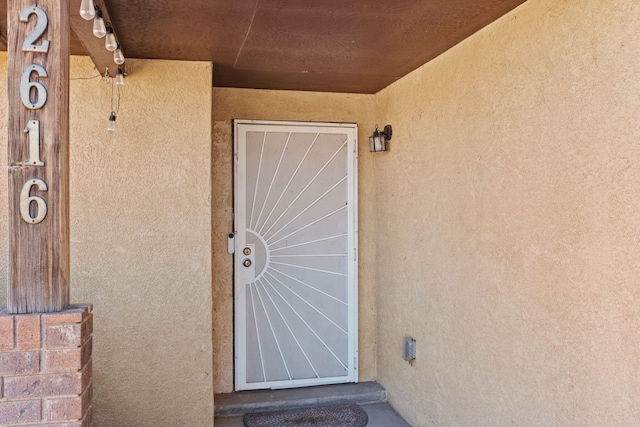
233, 119, 358, 390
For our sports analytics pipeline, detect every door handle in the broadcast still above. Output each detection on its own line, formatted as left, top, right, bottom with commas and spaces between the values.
227, 233, 235, 254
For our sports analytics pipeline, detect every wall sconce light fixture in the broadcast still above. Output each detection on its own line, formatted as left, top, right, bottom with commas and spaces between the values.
369, 125, 392, 152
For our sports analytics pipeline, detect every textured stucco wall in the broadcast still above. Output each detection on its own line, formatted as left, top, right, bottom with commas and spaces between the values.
3, 0, 637, 423
373, 0, 640, 425
211, 88, 377, 393
1, 55, 214, 426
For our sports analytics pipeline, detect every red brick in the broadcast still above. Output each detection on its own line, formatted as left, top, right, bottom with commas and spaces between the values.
0, 399, 41, 424
77, 402, 93, 427
0, 351, 40, 375
46, 381, 92, 422
46, 396, 82, 421
46, 337, 92, 373
46, 315, 93, 349
0, 313, 15, 350
45, 348, 80, 373
33, 404, 92, 427
8, 421, 84, 427
84, 315, 93, 338
4, 372, 83, 398
15, 314, 42, 350
17, 422, 83, 427
80, 359, 93, 392
43, 305, 92, 326
46, 324, 81, 349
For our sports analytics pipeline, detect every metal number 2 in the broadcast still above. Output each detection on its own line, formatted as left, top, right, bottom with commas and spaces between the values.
20, 178, 48, 224
20, 6, 50, 53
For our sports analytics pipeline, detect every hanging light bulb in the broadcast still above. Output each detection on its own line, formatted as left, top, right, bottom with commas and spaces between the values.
105, 24, 118, 52
107, 112, 117, 133
92, 9, 106, 38
114, 46, 125, 65
115, 67, 125, 86
79, 0, 95, 20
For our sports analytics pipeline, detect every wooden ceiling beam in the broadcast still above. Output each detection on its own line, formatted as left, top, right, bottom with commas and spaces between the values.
68, 0, 124, 76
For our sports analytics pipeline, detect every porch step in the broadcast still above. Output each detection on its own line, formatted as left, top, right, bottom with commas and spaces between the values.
214, 381, 387, 417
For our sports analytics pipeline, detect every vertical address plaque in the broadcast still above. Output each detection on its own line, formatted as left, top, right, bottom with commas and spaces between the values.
7, 0, 70, 313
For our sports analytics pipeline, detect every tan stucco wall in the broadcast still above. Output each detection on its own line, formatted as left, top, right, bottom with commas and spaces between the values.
211, 88, 378, 393
3, 0, 638, 423
373, 0, 640, 425
1, 55, 214, 426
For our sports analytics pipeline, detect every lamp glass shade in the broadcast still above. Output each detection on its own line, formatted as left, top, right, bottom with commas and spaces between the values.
79, 0, 95, 20
107, 114, 116, 133
105, 31, 118, 51
114, 48, 125, 65
369, 135, 387, 152
93, 15, 106, 38
115, 69, 125, 86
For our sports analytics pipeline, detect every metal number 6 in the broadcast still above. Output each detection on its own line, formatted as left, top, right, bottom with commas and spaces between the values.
20, 64, 48, 110
20, 178, 48, 224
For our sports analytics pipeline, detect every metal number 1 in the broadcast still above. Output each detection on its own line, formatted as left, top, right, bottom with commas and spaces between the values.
24, 120, 44, 166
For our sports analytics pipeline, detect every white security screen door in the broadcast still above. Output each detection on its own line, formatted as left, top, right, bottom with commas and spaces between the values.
234, 120, 358, 391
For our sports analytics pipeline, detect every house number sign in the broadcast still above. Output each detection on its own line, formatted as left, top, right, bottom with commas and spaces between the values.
18, 5, 50, 224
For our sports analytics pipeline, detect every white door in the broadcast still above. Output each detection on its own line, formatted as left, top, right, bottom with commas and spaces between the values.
234, 120, 358, 391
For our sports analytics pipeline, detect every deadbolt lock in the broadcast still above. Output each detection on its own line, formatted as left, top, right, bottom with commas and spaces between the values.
243, 259, 252, 268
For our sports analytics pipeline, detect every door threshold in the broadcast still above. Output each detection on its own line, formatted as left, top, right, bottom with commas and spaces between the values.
214, 381, 386, 417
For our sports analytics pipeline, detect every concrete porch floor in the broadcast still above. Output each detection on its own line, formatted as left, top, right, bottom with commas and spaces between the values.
214, 382, 412, 426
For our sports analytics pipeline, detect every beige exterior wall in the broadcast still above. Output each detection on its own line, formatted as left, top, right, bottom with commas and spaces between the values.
1, 55, 214, 426
212, 88, 378, 393
373, 0, 640, 425
3, 0, 639, 424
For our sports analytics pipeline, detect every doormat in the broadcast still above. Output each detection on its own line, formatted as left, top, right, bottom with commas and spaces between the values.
243, 403, 368, 427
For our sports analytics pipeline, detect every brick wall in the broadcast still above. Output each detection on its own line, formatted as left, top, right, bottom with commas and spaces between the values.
0, 305, 93, 427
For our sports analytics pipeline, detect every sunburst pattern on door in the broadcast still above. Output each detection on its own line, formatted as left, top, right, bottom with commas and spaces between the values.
235, 122, 358, 390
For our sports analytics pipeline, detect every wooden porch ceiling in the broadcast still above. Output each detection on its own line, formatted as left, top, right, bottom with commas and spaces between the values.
0, 0, 527, 93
